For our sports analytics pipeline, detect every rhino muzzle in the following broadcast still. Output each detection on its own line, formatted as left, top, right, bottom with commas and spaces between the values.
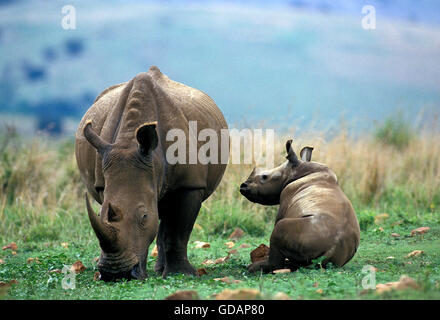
98, 253, 142, 281
86, 193, 148, 281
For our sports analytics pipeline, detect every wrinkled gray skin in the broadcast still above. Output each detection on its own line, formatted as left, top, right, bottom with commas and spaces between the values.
240, 140, 360, 272
75, 66, 228, 281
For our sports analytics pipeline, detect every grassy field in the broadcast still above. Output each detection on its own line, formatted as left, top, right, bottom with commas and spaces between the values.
1, 116, 440, 300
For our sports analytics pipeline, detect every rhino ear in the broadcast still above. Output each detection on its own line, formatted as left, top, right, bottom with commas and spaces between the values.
300, 146, 314, 162
135, 122, 158, 155
285, 139, 299, 165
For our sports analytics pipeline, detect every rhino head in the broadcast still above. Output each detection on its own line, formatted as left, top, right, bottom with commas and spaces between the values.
240, 139, 317, 205
83, 121, 160, 281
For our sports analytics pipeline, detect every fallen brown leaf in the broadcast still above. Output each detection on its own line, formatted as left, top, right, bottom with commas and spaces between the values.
49, 269, 61, 273
238, 243, 251, 249
313, 282, 319, 287
165, 290, 199, 300
386, 256, 395, 260
0, 279, 18, 296
215, 288, 261, 300
273, 269, 291, 274
27, 257, 41, 264
61, 242, 69, 249
228, 249, 238, 255
374, 213, 389, 225
194, 241, 210, 249
2, 242, 18, 251
316, 289, 323, 294
273, 292, 290, 300
11, 251, 16, 255
202, 259, 215, 266
213, 277, 242, 284
93, 271, 101, 281
411, 227, 430, 237
197, 268, 208, 276
194, 223, 203, 230
0, 280, 18, 297
0, 279, 18, 287
150, 245, 158, 258
214, 256, 229, 264
228, 228, 245, 240
71, 260, 86, 274
391, 233, 401, 237
406, 250, 424, 258
0, 259, 4, 264
250, 244, 269, 263
376, 275, 420, 294
225, 241, 235, 249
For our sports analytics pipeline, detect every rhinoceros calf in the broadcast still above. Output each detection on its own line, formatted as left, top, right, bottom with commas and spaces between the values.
240, 139, 360, 272
75, 66, 228, 281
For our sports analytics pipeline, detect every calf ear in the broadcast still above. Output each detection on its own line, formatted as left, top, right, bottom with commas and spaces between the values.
136, 122, 158, 155
300, 146, 314, 162
285, 139, 299, 165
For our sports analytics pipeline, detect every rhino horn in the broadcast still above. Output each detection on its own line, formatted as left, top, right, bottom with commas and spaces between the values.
85, 193, 116, 247
83, 121, 111, 154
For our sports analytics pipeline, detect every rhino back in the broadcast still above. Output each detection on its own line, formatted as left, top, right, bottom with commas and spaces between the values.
75, 66, 228, 203
278, 171, 359, 234
75, 82, 128, 203
277, 174, 360, 257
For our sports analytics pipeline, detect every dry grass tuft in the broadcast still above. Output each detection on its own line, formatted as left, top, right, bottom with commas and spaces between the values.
0, 116, 439, 238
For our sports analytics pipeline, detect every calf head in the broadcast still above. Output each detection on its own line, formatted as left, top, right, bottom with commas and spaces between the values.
240, 139, 319, 205
83, 121, 160, 281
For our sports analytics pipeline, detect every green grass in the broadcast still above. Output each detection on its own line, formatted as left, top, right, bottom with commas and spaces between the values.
1, 203, 439, 300
374, 113, 414, 150
1, 119, 439, 300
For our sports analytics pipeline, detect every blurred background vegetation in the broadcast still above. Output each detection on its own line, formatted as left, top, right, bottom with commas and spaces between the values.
1, 113, 439, 243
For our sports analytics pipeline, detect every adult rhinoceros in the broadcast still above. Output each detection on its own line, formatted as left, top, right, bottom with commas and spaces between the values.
75, 66, 228, 281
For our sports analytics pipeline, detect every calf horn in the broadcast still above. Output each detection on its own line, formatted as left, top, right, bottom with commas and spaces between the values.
85, 193, 116, 246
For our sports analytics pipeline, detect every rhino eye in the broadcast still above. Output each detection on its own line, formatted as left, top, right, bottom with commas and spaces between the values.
261, 174, 268, 181
142, 214, 148, 220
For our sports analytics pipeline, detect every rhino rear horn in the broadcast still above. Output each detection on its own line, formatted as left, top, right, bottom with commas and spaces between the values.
83, 121, 111, 154
285, 139, 299, 165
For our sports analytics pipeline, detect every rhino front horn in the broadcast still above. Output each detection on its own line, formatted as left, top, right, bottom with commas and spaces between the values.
85, 193, 116, 249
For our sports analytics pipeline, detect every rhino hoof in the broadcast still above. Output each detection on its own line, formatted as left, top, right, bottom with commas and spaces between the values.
162, 262, 197, 278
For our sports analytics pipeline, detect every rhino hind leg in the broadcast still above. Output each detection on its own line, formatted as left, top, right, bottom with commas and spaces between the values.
158, 188, 205, 278
247, 244, 285, 273
268, 216, 336, 269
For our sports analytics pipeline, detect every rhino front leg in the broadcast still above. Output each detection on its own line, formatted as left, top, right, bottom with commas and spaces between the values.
159, 188, 204, 277
153, 223, 166, 274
